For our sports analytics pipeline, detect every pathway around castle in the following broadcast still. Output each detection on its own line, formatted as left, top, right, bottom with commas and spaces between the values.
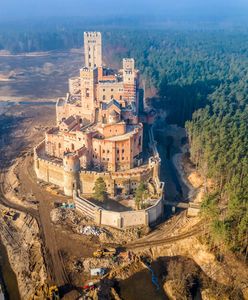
17, 156, 71, 285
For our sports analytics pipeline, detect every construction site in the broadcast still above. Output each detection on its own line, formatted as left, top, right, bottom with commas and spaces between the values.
0, 33, 247, 300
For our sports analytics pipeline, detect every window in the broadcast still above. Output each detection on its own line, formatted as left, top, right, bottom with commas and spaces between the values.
58, 143, 61, 149
89, 54, 91, 59
117, 150, 119, 154
120, 96, 122, 100
111, 89, 114, 92
103, 95, 106, 100
103, 150, 105, 153
111, 95, 113, 99
71, 144, 75, 151
117, 158, 119, 161
107, 150, 110, 154
122, 157, 124, 160
122, 149, 124, 153
103, 89, 105, 92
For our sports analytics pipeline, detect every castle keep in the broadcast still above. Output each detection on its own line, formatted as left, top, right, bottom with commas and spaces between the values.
34, 32, 164, 227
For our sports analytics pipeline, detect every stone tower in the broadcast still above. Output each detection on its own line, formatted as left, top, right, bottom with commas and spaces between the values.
80, 67, 98, 122
123, 58, 135, 84
84, 32, 102, 69
123, 58, 136, 103
63, 153, 80, 196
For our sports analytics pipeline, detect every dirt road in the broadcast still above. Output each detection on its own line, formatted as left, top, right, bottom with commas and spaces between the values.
17, 155, 70, 286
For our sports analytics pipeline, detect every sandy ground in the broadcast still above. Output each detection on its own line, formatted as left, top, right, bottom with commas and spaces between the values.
0, 49, 83, 101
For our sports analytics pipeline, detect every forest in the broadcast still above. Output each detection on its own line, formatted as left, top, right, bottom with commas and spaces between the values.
0, 22, 247, 258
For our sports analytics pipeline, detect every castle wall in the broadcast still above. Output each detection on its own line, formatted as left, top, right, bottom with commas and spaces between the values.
146, 185, 164, 224
97, 82, 124, 103
35, 158, 64, 188
99, 123, 126, 138
56, 101, 92, 124
73, 186, 163, 229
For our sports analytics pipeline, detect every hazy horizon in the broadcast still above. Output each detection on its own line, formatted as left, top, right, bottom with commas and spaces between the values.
1, 0, 248, 22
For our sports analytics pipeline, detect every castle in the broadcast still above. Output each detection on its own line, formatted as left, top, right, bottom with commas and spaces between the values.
34, 32, 164, 227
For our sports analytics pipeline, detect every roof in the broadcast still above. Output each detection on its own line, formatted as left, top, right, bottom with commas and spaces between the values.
101, 99, 121, 111
62, 116, 76, 126
110, 110, 119, 116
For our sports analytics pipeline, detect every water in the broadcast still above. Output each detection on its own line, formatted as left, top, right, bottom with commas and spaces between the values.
0, 237, 20, 300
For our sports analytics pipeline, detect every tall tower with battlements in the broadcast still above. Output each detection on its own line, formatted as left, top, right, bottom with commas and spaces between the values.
84, 32, 102, 69
123, 58, 136, 103
123, 58, 135, 83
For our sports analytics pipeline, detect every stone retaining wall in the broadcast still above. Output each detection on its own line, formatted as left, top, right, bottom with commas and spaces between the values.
74, 183, 164, 228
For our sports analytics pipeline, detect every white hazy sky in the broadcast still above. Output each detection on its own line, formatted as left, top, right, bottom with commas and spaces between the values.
0, 0, 248, 20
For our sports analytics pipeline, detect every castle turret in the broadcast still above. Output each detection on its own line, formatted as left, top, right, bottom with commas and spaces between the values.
63, 153, 80, 196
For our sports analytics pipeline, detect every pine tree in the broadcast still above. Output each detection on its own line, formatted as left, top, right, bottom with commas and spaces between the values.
93, 177, 107, 202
